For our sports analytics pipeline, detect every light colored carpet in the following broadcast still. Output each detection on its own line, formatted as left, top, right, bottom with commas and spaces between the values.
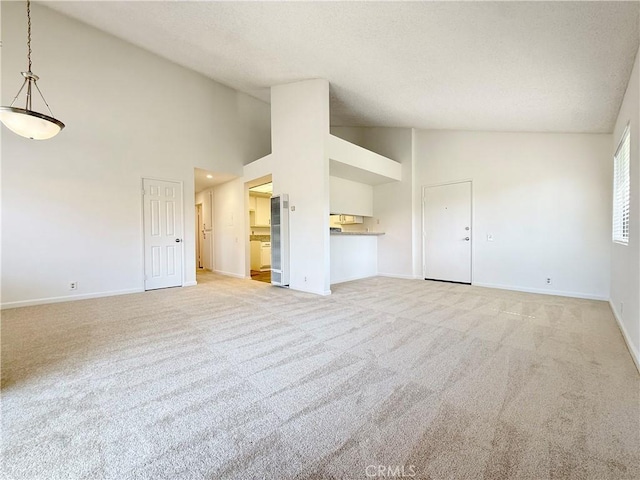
2, 272, 639, 479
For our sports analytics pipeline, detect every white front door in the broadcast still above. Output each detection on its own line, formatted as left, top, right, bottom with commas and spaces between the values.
143, 178, 183, 290
423, 181, 472, 283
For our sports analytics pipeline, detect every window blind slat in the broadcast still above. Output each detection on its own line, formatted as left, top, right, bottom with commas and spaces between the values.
613, 125, 630, 244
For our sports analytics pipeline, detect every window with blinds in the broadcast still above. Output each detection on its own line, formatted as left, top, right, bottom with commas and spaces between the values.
613, 124, 630, 244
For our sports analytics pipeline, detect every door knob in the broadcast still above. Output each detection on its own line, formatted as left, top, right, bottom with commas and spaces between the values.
175, 238, 182, 243
464, 237, 470, 241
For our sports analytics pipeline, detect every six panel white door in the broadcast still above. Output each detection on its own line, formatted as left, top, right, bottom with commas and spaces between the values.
143, 179, 183, 290
423, 182, 472, 283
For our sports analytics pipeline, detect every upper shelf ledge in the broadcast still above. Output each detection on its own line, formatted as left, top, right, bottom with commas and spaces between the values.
327, 134, 402, 186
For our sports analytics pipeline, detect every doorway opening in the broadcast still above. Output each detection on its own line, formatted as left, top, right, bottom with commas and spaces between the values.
249, 180, 273, 283
194, 168, 237, 281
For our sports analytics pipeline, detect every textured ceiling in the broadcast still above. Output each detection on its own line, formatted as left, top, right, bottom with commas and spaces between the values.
46, 1, 639, 133
194, 168, 236, 193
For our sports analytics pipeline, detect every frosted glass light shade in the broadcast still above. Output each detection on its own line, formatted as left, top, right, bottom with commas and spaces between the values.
0, 106, 65, 140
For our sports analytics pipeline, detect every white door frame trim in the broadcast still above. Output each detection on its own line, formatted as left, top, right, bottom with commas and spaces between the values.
208, 189, 215, 272
141, 176, 186, 289
195, 203, 203, 269
421, 179, 474, 284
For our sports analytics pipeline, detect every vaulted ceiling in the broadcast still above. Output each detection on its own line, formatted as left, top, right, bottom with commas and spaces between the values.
46, 1, 639, 133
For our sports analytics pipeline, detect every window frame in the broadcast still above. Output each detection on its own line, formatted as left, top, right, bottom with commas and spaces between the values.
613, 123, 631, 245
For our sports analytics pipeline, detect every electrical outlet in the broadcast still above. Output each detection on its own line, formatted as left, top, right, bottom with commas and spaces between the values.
70, 282, 78, 291
546, 278, 552, 285
304, 276, 307, 282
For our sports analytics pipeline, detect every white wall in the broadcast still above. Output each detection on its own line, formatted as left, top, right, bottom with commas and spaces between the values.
328, 134, 402, 183
330, 176, 373, 216
330, 236, 377, 284
246, 80, 331, 295
1, 3, 270, 307
331, 127, 415, 279
414, 130, 612, 299
610, 47, 640, 368
211, 179, 247, 278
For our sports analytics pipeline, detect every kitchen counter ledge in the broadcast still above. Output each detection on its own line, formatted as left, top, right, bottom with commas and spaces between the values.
330, 231, 385, 236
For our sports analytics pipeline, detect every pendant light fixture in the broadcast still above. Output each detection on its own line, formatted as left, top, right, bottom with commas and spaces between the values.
0, 0, 65, 140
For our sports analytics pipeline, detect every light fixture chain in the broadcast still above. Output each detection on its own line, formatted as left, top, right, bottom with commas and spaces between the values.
27, 0, 32, 72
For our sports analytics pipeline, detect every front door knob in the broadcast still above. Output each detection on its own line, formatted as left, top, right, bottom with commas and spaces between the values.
464, 237, 470, 241
175, 238, 182, 243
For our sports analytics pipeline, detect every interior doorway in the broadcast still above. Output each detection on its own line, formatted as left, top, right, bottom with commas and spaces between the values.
249, 181, 273, 283
422, 181, 472, 284
194, 168, 236, 279
193, 195, 213, 273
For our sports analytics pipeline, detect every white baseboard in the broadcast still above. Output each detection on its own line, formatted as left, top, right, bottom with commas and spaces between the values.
472, 282, 608, 301
609, 301, 640, 374
331, 273, 377, 285
183, 281, 197, 287
377, 273, 418, 280
1, 288, 144, 310
291, 286, 332, 296
213, 269, 246, 279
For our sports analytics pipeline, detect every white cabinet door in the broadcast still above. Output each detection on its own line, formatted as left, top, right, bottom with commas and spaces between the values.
256, 196, 271, 226
250, 241, 261, 270
260, 245, 271, 269
337, 215, 363, 225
